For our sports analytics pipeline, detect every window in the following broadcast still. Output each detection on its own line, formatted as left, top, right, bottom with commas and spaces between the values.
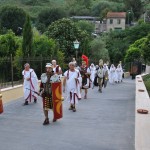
110, 19, 113, 24
117, 19, 121, 24
114, 27, 122, 31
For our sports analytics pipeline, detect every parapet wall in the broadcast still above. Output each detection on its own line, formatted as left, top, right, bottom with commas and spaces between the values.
1, 85, 23, 103
135, 75, 150, 150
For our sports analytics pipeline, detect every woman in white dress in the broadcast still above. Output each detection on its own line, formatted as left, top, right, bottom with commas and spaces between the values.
89, 63, 96, 89
109, 64, 116, 84
116, 64, 123, 82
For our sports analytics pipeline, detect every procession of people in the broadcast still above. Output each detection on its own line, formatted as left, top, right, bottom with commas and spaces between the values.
21, 55, 124, 126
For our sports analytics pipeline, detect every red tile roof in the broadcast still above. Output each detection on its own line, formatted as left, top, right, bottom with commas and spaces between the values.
107, 12, 126, 18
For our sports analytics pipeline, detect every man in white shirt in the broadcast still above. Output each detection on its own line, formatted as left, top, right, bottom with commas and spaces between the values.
52, 60, 62, 76
63, 62, 81, 112
22, 63, 38, 105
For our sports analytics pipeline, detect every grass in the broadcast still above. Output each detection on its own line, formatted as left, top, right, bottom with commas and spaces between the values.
143, 74, 150, 97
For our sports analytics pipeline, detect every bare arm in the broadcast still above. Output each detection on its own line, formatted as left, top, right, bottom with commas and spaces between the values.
63, 76, 66, 87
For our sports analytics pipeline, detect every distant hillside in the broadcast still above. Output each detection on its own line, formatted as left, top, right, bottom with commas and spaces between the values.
0, 0, 149, 20
0, 0, 65, 18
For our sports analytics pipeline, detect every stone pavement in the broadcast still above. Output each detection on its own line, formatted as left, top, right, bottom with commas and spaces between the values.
0, 78, 135, 150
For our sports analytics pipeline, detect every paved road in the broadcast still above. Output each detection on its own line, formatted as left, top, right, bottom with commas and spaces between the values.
0, 78, 135, 150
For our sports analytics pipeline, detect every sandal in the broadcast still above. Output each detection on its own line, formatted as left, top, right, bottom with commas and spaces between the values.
43, 118, 50, 125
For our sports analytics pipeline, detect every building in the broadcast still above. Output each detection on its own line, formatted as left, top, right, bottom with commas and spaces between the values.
106, 12, 126, 31
70, 16, 106, 34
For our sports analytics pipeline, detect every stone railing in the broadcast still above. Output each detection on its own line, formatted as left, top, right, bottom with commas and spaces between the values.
135, 74, 150, 150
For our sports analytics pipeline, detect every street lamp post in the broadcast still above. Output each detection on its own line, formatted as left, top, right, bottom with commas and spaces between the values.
73, 39, 80, 62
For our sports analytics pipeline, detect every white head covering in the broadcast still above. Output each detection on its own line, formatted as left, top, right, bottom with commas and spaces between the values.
90, 63, 94, 67
45, 63, 52, 68
69, 62, 76, 66
103, 63, 108, 70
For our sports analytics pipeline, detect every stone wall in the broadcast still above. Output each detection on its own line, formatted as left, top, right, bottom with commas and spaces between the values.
135, 75, 150, 150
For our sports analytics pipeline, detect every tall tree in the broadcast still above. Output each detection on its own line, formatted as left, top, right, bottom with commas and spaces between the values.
124, 0, 143, 20
37, 8, 67, 33
0, 6, 26, 35
90, 37, 109, 63
22, 15, 33, 57
75, 20, 95, 35
0, 30, 19, 57
143, 34, 150, 63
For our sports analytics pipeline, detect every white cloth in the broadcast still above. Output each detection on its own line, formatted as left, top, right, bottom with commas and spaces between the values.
97, 67, 104, 78
116, 67, 123, 82
64, 69, 81, 104
53, 65, 62, 77
90, 66, 96, 82
109, 66, 116, 84
22, 69, 38, 101
84, 67, 91, 88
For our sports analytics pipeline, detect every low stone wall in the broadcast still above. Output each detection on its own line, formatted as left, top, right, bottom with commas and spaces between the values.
1, 77, 64, 104
135, 75, 150, 150
1, 85, 23, 104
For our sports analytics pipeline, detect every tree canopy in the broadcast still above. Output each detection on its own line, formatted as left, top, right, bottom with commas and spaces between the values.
46, 18, 91, 62
0, 6, 26, 34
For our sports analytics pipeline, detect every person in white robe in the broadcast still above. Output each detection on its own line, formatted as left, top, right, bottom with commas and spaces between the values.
63, 62, 81, 112
22, 63, 38, 105
89, 63, 96, 89
109, 64, 116, 84
52, 60, 62, 77
116, 64, 123, 82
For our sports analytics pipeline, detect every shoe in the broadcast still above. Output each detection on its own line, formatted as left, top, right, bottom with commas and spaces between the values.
98, 89, 102, 93
34, 98, 37, 103
53, 119, 57, 122
23, 101, 28, 105
72, 107, 76, 112
69, 105, 73, 110
43, 118, 49, 125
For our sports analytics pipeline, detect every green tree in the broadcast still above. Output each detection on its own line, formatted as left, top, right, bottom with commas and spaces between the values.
0, 6, 26, 34
46, 18, 90, 62
0, 30, 19, 57
125, 23, 150, 44
124, 47, 141, 62
37, 8, 67, 33
33, 28, 56, 57
22, 15, 33, 57
104, 30, 129, 64
143, 34, 150, 63
91, 1, 125, 18
64, 0, 91, 16
104, 23, 150, 64
124, 0, 143, 20
75, 20, 95, 35
124, 37, 147, 63
90, 37, 109, 63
